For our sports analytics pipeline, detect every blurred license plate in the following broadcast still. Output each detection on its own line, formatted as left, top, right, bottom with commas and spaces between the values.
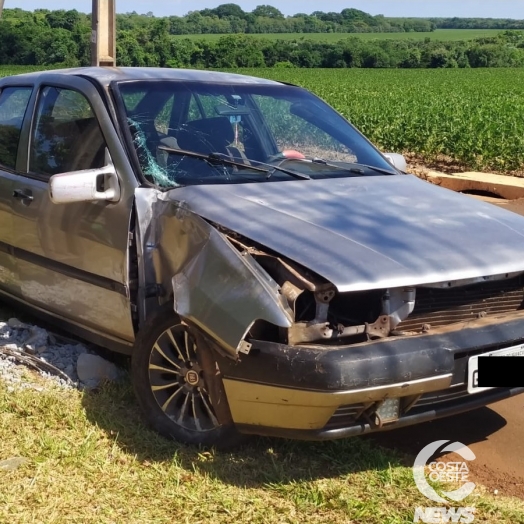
467, 344, 524, 394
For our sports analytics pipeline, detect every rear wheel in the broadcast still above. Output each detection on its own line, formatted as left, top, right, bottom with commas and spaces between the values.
132, 307, 244, 448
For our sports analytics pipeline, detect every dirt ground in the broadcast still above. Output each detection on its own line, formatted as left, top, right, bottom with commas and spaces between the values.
369, 396, 524, 499
405, 152, 524, 178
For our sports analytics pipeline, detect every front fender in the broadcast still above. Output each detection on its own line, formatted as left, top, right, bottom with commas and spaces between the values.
135, 188, 293, 357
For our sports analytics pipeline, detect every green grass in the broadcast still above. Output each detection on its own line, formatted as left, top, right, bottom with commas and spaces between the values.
172, 29, 504, 42
1, 379, 523, 523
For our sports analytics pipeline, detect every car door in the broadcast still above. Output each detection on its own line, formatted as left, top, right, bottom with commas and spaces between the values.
10, 75, 138, 348
0, 85, 34, 298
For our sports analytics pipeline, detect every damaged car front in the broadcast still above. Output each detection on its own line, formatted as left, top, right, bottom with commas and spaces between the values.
113, 71, 524, 448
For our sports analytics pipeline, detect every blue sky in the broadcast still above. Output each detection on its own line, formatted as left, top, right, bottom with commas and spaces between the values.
7, 0, 524, 19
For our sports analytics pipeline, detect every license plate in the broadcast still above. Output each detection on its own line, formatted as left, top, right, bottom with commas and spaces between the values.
467, 344, 524, 394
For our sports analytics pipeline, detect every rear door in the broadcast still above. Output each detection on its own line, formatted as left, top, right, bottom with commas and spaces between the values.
10, 75, 138, 347
0, 85, 33, 297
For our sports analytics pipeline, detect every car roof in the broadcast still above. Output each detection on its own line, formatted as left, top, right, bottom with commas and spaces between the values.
2, 67, 284, 88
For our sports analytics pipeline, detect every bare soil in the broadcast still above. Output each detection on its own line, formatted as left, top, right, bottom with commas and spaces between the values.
405, 152, 524, 178
369, 397, 524, 499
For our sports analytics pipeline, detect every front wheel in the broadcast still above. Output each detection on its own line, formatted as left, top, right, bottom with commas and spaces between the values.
132, 307, 244, 449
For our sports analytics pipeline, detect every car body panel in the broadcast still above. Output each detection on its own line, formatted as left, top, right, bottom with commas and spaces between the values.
2, 73, 137, 342
135, 188, 293, 355
166, 174, 524, 292
0, 172, 18, 296
216, 310, 524, 392
2, 67, 283, 87
235, 386, 524, 441
222, 375, 454, 430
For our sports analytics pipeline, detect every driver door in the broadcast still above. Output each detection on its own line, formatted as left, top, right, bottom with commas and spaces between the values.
10, 75, 138, 346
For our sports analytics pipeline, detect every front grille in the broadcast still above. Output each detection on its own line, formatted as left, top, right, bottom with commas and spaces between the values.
410, 385, 470, 409
396, 275, 524, 332
324, 403, 367, 429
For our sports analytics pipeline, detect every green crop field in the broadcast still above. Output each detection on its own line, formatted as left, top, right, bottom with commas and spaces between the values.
235, 67, 524, 173
2, 65, 524, 173
0, 65, 55, 76
172, 29, 503, 42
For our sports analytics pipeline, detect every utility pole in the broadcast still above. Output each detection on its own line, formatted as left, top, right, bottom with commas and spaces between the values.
0, 0, 5, 19
91, 0, 116, 66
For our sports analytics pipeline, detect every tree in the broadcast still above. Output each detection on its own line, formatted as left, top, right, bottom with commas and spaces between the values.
361, 46, 391, 67
214, 34, 266, 67
3, 6, 524, 70
34, 27, 79, 65
211, 4, 246, 20
45, 9, 82, 32
399, 48, 421, 68
0, 21, 35, 64
252, 5, 284, 19
341, 8, 377, 25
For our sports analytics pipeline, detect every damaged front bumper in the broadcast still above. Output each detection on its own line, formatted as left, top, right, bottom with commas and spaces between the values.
234, 386, 524, 441
215, 313, 524, 440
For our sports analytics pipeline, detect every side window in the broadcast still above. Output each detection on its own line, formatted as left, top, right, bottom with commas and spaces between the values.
185, 93, 248, 154
187, 93, 229, 122
29, 87, 107, 176
155, 95, 174, 135
187, 95, 203, 121
0, 87, 32, 170
121, 88, 176, 135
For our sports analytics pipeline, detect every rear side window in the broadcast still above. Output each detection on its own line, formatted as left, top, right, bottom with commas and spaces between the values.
29, 87, 107, 176
0, 87, 32, 170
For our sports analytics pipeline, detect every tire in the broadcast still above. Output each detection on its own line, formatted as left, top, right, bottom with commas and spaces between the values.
132, 306, 245, 449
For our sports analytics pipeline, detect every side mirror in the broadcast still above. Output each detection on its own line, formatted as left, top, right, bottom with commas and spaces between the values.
49, 151, 121, 204
384, 153, 407, 172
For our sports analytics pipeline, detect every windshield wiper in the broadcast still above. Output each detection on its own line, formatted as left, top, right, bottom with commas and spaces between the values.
248, 159, 311, 180
158, 146, 268, 174
311, 157, 398, 176
159, 146, 311, 180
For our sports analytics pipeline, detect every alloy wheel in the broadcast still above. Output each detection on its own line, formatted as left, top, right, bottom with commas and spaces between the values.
148, 324, 220, 432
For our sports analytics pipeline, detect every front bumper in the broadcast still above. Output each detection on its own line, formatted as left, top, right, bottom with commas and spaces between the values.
235, 386, 524, 440
216, 313, 524, 437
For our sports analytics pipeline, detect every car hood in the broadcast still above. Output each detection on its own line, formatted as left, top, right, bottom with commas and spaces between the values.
166, 175, 524, 292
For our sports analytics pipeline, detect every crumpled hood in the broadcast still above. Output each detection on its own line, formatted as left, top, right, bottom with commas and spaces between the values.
166, 175, 524, 292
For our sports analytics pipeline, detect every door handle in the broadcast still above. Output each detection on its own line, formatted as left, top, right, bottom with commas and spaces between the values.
13, 189, 34, 203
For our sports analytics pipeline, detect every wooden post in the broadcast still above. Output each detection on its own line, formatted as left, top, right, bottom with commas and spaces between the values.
91, 0, 116, 67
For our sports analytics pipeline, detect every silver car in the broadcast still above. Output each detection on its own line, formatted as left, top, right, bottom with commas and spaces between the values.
0, 67, 523, 448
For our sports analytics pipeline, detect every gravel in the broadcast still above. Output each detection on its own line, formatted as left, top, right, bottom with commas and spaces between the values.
0, 317, 122, 392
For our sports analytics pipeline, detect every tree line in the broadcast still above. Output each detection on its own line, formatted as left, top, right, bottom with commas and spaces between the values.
2, 8, 524, 69
1, 5, 436, 36
3, 6, 524, 40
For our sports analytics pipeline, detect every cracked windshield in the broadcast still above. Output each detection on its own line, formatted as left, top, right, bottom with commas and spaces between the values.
117, 81, 395, 187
